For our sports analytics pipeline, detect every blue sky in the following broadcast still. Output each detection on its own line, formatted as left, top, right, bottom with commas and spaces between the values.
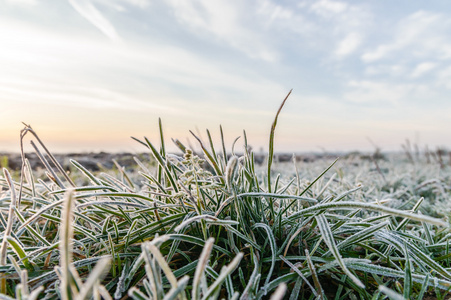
1, 0, 450, 153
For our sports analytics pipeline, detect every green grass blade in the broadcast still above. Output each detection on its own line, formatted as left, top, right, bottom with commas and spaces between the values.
5, 237, 32, 270
252, 223, 277, 288
286, 201, 447, 227
144, 137, 179, 193
163, 275, 189, 300
279, 255, 318, 297
189, 130, 224, 181
76, 257, 111, 300
315, 215, 365, 288
267, 90, 291, 193
403, 244, 412, 300
201, 252, 243, 300
305, 249, 324, 299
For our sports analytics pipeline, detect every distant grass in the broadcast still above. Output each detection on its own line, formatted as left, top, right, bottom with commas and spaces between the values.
1, 94, 451, 299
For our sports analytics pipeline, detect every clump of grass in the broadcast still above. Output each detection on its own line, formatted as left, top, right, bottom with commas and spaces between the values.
0, 92, 451, 299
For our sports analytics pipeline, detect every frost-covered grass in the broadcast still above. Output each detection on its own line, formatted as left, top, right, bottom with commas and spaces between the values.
1, 98, 451, 299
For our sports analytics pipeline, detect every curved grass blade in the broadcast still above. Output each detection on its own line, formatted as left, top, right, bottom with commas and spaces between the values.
5, 236, 32, 270
75, 257, 111, 300
286, 201, 447, 227
189, 130, 224, 182
252, 223, 277, 289
167, 234, 232, 257
192, 237, 214, 300
163, 275, 189, 300
315, 215, 365, 288
175, 215, 239, 232
201, 252, 243, 300
70, 159, 102, 185
305, 249, 324, 299
279, 255, 317, 297
241, 254, 260, 300
323, 221, 389, 256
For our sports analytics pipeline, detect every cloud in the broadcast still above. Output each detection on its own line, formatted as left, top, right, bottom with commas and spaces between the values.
3, 0, 37, 5
362, 11, 451, 63
294, 1, 370, 61
436, 65, 451, 89
0, 16, 285, 117
364, 64, 406, 77
411, 62, 436, 78
92, 0, 151, 11
344, 80, 413, 104
310, 0, 348, 18
0, 77, 178, 113
119, 0, 150, 8
335, 32, 361, 57
165, 0, 278, 62
68, 0, 121, 41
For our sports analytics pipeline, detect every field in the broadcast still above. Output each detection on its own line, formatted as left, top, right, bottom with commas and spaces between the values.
1, 105, 451, 299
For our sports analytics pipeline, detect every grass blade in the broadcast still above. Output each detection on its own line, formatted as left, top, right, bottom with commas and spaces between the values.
252, 223, 277, 288
267, 89, 292, 193
201, 252, 243, 300
59, 190, 77, 300
378, 285, 404, 300
192, 237, 214, 300
315, 215, 365, 288
0, 169, 17, 294
286, 201, 447, 227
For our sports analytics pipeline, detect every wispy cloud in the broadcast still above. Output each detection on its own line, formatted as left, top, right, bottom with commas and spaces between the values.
68, 0, 121, 41
0, 16, 284, 116
436, 65, 451, 89
92, 0, 151, 12
362, 11, 451, 63
411, 62, 437, 78
166, 0, 278, 62
4, 0, 37, 6
335, 32, 361, 57
344, 80, 413, 104
310, 0, 348, 18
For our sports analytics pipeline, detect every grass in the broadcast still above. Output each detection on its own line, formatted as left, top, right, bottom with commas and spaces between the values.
1, 94, 451, 299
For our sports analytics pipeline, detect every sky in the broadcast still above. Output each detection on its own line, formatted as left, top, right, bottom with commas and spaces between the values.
1, 0, 451, 154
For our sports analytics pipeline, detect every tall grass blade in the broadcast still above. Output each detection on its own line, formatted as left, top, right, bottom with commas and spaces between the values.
267, 89, 292, 193
403, 244, 412, 300
252, 223, 277, 288
192, 237, 214, 300
201, 252, 243, 300
59, 189, 77, 300
189, 130, 224, 181
305, 249, 324, 299
0, 169, 17, 294
76, 257, 111, 300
